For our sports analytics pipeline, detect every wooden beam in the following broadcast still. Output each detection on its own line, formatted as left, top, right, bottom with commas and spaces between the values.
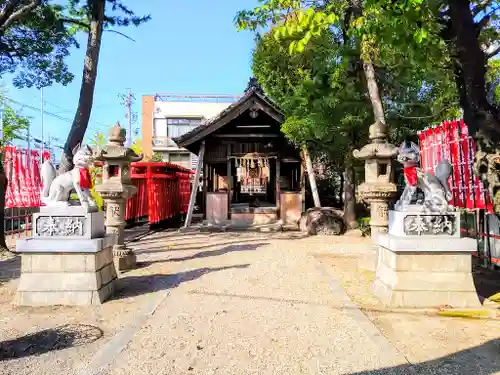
227, 157, 232, 219
184, 141, 205, 228
276, 158, 281, 219
303, 146, 321, 207
203, 162, 208, 220
176, 95, 285, 147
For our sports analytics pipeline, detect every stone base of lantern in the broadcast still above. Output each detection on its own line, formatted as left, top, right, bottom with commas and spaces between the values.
113, 247, 137, 272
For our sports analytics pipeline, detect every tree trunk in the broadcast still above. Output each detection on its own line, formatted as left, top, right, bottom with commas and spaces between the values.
447, 0, 500, 213
362, 60, 386, 124
343, 153, 357, 228
302, 146, 321, 207
59, 0, 105, 173
339, 170, 344, 206
349, 0, 387, 125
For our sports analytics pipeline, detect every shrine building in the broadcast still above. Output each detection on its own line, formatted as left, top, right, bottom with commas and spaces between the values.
173, 79, 304, 226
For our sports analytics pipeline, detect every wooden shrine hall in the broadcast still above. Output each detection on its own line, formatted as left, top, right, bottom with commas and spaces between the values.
174, 79, 304, 227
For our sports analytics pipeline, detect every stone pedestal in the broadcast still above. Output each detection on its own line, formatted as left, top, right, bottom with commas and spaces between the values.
14, 234, 117, 306
113, 249, 137, 271
373, 210, 481, 308
33, 206, 105, 239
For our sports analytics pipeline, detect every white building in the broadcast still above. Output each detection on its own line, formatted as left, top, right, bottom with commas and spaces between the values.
141, 93, 239, 169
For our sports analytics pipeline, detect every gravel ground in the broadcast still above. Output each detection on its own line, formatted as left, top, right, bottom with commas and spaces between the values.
2, 230, 499, 375
95, 233, 407, 375
317, 249, 500, 374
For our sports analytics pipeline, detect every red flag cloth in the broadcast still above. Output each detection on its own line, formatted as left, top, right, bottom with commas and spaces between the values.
404, 166, 418, 186
79, 168, 93, 189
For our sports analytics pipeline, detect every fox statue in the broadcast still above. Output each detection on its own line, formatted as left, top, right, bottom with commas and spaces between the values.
395, 141, 453, 213
41, 144, 96, 209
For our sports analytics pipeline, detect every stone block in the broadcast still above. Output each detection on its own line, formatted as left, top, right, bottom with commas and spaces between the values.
14, 239, 116, 306
114, 252, 137, 272
16, 234, 116, 253
372, 237, 481, 308
390, 251, 472, 273
374, 233, 476, 253
373, 279, 481, 309
20, 255, 32, 273
16, 288, 115, 306
388, 209, 460, 238
85, 247, 113, 272
100, 264, 116, 285
33, 210, 105, 239
17, 272, 100, 292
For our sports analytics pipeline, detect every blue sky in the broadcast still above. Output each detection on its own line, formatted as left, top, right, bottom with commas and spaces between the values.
3, 0, 260, 151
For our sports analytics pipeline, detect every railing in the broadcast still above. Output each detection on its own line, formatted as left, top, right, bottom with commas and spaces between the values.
153, 93, 241, 103
417, 120, 498, 267
2, 159, 193, 246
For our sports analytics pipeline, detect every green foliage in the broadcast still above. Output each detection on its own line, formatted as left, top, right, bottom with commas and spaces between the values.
64, 0, 151, 33
0, 1, 76, 88
251, 27, 458, 169
0, 107, 30, 146
487, 59, 500, 104
89, 130, 106, 150
89, 166, 104, 210
130, 138, 143, 156
150, 152, 163, 162
357, 216, 371, 237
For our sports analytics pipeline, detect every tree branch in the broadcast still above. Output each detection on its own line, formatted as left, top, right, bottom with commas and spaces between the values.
0, 0, 42, 32
105, 29, 135, 41
60, 17, 90, 30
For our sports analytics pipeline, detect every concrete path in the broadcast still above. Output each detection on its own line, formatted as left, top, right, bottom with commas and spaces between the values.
83, 232, 408, 375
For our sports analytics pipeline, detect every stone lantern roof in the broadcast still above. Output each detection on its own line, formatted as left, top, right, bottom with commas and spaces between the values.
353, 121, 398, 160
93, 122, 143, 162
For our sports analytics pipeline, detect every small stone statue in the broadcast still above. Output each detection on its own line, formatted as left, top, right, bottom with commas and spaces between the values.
395, 141, 454, 213
41, 144, 96, 210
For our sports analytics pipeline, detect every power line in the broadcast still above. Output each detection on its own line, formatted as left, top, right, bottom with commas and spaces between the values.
4, 97, 108, 131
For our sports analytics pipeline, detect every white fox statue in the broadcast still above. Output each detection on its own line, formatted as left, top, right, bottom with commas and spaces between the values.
41, 144, 97, 209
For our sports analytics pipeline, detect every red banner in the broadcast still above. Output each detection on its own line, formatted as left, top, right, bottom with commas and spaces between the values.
3, 146, 50, 208
417, 120, 493, 213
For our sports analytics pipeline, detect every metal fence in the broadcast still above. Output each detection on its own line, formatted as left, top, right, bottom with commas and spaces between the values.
4, 206, 39, 247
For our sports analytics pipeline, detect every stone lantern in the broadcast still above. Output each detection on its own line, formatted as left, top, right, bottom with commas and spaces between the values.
353, 121, 398, 236
94, 123, 143, 271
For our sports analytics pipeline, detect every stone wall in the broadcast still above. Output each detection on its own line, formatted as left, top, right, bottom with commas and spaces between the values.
15, 246, 116, 306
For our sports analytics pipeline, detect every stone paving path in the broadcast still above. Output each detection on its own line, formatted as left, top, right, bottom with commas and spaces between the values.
77, 232, 408, 375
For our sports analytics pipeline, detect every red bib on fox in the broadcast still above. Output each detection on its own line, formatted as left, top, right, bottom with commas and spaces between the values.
404, 166, 417, 186
79, 168, 93, 189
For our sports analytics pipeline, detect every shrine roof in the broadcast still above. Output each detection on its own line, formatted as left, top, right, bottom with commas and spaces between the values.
172, 79, 285, 149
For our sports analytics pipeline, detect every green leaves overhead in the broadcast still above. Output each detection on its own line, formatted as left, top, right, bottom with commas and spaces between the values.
0, 1, 77, 88
0, 0, 151, 89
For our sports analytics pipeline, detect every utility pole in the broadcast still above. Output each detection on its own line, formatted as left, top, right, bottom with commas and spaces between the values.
119, 89, 136, 147
40, 87, 44, 164
47, 132, 51, 163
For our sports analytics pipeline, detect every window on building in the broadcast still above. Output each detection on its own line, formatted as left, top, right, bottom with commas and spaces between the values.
153, 118, 203, 147
153, 118, 167, 137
